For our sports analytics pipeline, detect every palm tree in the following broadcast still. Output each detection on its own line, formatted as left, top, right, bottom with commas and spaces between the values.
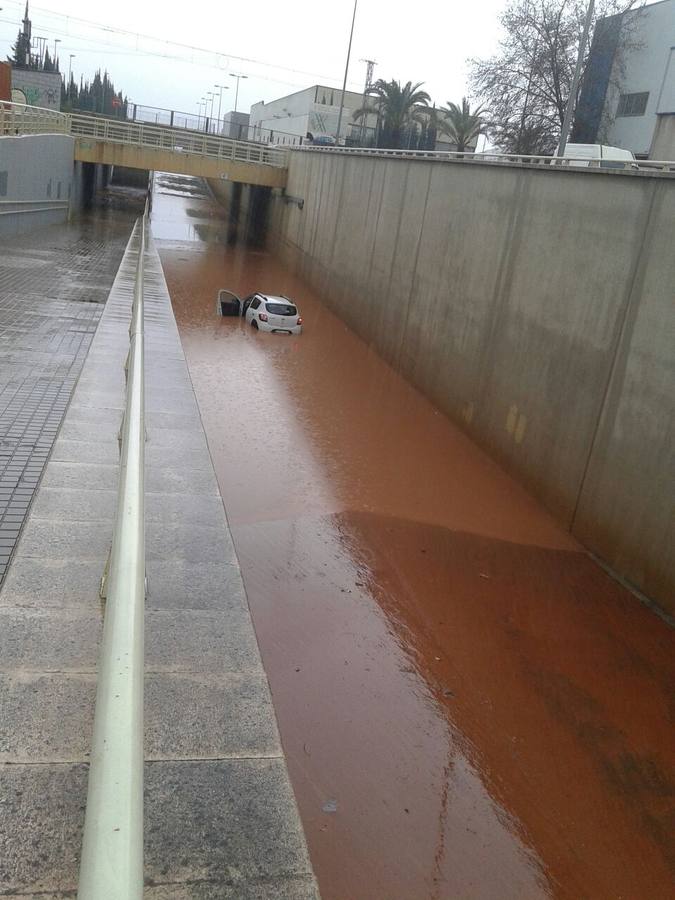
439, 97, 484, 152
355, 79, 430, 149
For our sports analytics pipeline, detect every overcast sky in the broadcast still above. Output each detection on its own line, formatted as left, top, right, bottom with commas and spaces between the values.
1, 0, 508, 116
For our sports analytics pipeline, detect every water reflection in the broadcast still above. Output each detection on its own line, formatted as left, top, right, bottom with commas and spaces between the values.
154, 175, 675, 900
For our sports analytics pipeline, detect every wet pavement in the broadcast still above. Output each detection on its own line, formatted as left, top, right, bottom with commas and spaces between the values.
154, 174, 675, 900
0, 215, 317, 897
0, 208, 136, 583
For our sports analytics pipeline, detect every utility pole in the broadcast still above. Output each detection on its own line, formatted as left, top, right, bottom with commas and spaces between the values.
335, 0, 358, 145
557, 0, 595, 157
359, 58, 376, 144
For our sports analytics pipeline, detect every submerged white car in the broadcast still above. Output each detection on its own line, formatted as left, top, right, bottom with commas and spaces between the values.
244, 293, 303, 335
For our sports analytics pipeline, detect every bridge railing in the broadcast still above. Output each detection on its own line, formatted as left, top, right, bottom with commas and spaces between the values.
0, 102, 288, 168
0, 101, 68, 136
67, 111, 288, 167
294, 144, 675, 174
77, 208, 147, 900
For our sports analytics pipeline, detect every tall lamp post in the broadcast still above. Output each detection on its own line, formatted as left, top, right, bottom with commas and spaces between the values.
230, 73, 248, 113
336, 0, 359, 145
53, 37, 61, 66
207, 91, 216, 132
68, 53, 75, 84
200, 97, 207, 132
214, 83, 229, 134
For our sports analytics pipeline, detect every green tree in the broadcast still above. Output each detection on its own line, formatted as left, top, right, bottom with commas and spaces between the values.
60, 69, 128, 118
355, 79, 430, 149
8, 29, 31, 68
439, 98, 484, 152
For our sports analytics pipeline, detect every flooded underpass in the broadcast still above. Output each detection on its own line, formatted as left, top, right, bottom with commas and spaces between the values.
152, 173, 675, 900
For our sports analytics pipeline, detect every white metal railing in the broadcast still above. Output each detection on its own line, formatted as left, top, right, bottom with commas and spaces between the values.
77, 209, 147, 900
0, 100, 68, 135
294, 144, 675, 174
0, 101, 287, 168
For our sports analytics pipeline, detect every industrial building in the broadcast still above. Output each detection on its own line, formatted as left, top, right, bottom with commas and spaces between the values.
573, 0, 675, 158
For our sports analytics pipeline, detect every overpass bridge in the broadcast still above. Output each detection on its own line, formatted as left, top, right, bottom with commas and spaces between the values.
0, 101, 288, 188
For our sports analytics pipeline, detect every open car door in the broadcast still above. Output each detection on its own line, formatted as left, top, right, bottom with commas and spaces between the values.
217, 289, 242, 317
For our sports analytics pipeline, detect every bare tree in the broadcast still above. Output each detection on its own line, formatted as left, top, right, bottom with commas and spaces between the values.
468, 0, 642, 154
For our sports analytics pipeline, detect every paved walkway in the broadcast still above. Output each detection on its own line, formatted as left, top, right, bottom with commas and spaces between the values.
0, 221, 318, 897
0, 213, 133, 583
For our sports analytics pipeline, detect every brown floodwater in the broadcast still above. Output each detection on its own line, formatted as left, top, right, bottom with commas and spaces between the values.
153, 174, 675, 900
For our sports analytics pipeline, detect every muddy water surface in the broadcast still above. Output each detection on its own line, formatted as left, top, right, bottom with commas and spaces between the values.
153, 174, 675, 900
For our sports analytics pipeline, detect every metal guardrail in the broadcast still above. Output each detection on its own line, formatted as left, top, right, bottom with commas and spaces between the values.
294, 144, 675, 174
77, 209, 147, 900
0, 101, 288, 168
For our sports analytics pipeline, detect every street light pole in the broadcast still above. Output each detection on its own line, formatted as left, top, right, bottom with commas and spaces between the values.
230, 73, 248, 113
336, 0, 358, 145
205, 92, 213, 132
214, 83, 229, 134
557, 0, 595, 157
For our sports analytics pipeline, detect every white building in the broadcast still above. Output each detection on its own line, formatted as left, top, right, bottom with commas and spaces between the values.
249, 84, 465, 150
250, 85, 377, 145
573, 0, 675, 158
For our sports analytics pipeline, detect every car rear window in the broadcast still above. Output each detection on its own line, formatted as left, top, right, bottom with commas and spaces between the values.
266, 302, 297, 316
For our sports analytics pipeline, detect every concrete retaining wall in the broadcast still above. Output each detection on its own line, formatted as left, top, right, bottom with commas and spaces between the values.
268, 152, 675, 613
0, 133, 73, 236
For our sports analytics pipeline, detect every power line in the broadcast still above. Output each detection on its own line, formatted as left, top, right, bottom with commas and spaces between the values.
0, 0, 356, 88
0, 15, 335, 92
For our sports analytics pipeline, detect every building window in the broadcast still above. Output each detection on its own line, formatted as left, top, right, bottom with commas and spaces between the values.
46, 178, 52, 198
0, 172, 7, 197
616, 92, 649, 117
57, 181, 62, 199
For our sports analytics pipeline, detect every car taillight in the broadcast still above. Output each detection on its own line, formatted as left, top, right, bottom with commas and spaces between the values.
259, 313, 268, 322
297, 317, 303, 325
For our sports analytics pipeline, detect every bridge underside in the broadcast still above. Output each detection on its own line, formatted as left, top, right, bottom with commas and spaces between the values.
74, 138, 287, 188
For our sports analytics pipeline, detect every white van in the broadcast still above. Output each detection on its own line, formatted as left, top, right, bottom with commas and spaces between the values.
555, 143, 637, 168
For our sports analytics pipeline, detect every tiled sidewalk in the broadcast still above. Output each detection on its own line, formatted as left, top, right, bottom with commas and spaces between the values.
0, 214, 134, 580
0, 219, 318, 898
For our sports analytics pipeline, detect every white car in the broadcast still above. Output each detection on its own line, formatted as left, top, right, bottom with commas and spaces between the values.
243, 293, 303, 335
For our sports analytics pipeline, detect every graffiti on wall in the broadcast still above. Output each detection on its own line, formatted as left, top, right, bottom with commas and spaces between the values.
23, 86, 41, 105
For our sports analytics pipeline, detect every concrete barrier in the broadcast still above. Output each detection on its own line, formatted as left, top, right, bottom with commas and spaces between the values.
0, 133, 73, 236
268, 152, 675, 614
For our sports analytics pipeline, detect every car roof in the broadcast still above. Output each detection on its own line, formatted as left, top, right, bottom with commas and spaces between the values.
259, 294, 296, 305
